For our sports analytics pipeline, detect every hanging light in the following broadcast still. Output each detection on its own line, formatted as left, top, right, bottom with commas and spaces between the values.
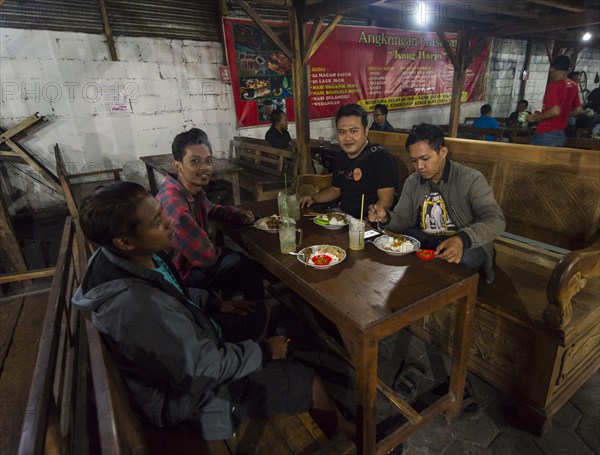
582, 32, 592, 41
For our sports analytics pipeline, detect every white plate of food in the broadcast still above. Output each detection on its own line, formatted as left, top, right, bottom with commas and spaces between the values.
313, 213, 349, 230
253, 215, 294, 233
372, 234, 421, 256
296, 245, 346, 269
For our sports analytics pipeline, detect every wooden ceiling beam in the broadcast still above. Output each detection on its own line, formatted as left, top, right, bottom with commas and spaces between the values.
299, 0, 372, 23
245, 0, 293, 5
236, 0, 293, 61
97, 0, 118, 61
303, 15, 343, 64
436, 30, 459, 69
370, 0, 538, 20
527, 0, 585, 13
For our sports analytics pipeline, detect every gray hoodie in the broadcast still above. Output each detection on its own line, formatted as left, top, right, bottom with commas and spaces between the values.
72, 248, 263, 440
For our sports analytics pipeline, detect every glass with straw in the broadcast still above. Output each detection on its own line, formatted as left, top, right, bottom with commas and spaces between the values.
287, 175, 301, 220
278, 192, 302, 253
349, 194, 366, 250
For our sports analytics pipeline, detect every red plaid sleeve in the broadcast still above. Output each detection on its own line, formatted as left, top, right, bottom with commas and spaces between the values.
157, 177, 220, 278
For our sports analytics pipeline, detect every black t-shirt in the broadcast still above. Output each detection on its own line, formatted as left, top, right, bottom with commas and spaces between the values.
331, 142, 399, 218
265, 126, 292, 149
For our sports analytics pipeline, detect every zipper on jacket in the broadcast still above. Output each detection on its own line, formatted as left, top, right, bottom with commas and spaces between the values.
450, 204, 467, 229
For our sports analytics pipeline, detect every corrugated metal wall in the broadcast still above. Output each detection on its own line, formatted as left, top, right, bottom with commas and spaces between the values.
0, 1, 368, 42
0, 0, 219, 41
226, 4, 370, 27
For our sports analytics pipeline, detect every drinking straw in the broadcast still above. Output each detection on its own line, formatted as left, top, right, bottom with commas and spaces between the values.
284, 197, 290, 227
360, 194, 365, 220
284, 173, 289, 227
295, 175, 300, 196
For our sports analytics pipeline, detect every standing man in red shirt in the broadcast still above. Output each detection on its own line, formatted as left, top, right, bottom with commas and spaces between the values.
528, 55, 583, 147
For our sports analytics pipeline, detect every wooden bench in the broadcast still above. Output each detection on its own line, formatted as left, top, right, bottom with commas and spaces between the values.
87, 319, 329, 454
368, 130, 600, 435
440, 124, 505, 141
13, 215, 327, 453
464, 116, 509, 127
16, 217, 90, 454
229, 137, 297, 201
54, 144, 122, 218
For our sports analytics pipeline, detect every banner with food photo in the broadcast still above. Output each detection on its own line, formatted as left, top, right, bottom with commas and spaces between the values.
223, 19, 489, 127
223, 19, 294, 127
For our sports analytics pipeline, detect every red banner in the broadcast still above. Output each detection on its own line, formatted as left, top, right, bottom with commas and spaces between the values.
223, 19, 489, 128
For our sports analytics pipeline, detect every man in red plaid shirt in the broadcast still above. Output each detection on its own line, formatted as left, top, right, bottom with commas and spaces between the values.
156, 128, 266, 300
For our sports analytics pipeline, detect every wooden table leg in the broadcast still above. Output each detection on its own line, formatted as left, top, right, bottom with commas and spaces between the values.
349, 332, 378, 455
446, 276, 478, 422
230, 171, 241, 206
145, 163, 158, 194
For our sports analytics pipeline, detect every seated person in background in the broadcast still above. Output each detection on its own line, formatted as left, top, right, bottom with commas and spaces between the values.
587, 87, 600, 113
508, 99, 532, 128
368, 124, 505, 284
585, 87, 600, 130
73, 181, 354, 441
472, 104, 500, 141
265, 109, 292, 149
157, 128, 267, 299
300, 103, 399, 218
370, 103, 396, 132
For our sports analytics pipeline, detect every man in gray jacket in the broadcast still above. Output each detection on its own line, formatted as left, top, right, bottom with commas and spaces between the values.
368, 123, 505, 283
72, 181, 353, 441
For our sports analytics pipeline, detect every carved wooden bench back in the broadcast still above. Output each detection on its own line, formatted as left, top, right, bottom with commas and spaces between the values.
230, 136, 297, 177
367, 131, 600, 249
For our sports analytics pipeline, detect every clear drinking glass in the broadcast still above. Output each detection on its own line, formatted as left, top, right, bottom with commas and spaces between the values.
287, 195, 301, 220
349, 218, 365, 251
278, 220, 302, 254
277, 191, 287, 217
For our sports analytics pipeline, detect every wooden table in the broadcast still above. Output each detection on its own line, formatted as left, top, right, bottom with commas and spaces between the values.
140, 154, 244, 205
230, 200, 479, 455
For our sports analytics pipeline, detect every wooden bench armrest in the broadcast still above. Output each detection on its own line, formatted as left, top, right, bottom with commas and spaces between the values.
541, 238, 600, 329
0, 267, 55, 285
86, 320, 148, 455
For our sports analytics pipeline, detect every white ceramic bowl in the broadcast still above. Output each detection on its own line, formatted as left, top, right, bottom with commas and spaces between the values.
313, 213, 349, 230
296, 245, 346, 269
372, 234, 420, 256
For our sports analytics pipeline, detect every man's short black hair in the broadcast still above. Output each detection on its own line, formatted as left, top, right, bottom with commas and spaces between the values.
518, 99, 529, 108
80, 181, 151, 250
270, 109, 286, 126
406, 123, 446, 153
336, 104, 368, 128
374, 103, 388, 115
480, 104, 492, 115
551, 55, 571, 72
171, 128, 212, 161
568, 71, 580, 80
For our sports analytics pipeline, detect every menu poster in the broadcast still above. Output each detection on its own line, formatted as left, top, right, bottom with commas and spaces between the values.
223, 19, 489, 128
223, 20, 296, 128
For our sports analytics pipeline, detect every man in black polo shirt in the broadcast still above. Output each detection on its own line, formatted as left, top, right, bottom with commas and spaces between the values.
299, 104, 398, 218
264, 109, 292, 149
